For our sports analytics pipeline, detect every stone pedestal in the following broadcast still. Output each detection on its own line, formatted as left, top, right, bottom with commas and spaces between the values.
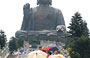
15, 30, 69, 43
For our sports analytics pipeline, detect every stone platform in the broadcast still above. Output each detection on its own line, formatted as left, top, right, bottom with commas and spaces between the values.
15, 30, 69, 43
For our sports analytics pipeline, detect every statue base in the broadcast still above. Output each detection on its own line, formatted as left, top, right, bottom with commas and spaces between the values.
15, 30, 69, 43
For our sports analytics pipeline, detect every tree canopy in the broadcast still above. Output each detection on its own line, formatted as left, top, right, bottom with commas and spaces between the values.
0, 30, 7, 49
9, 37, 24, 53
66, 12, 90, 58
68, 12, 89, 37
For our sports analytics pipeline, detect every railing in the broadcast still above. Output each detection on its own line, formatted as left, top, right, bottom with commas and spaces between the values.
0, 47, 10, 58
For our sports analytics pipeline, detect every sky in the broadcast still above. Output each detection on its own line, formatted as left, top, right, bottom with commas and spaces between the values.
0, 0, 90, 41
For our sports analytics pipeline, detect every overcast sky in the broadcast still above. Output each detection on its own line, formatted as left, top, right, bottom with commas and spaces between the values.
0, 0, 90, 41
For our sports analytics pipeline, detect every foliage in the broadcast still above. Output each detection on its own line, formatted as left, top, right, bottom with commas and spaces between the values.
68, 12, 89, 37
0, 30, 7, 49
66, 36, 90, 58
17, 38, 24, 48
29, 40, 40, 48
9, 37, 24, 53
9, 37, 18, 53
66, 12, 90, 58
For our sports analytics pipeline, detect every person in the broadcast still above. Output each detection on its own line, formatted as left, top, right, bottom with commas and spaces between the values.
55, 50, 60, 54
47, 51, 52, 58
50, 51, 54, 55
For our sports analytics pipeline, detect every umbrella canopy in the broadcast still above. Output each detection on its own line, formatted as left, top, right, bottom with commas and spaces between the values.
48, 47, 59, 52
19, 49, 24, 53
49, 54, 65, 58
48, 44, 57, 47
40, 47, 53, 51
27, 50, 48, 58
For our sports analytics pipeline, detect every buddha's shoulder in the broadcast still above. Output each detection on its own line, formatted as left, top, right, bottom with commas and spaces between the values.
50, 7, 62, 13
32, 6, 62, 13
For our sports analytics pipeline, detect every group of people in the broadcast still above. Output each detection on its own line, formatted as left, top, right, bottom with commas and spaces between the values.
43, 50, 60, 58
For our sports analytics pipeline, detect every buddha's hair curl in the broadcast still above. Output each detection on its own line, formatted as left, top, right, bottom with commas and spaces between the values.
37, 0, 52, 5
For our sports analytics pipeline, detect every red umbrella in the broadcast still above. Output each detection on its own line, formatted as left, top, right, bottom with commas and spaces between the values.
40, 47, 53, 51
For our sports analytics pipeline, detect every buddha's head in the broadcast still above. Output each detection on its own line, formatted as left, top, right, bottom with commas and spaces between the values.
37, 0, 52, 5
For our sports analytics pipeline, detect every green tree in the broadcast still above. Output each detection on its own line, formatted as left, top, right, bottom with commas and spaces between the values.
68, 12, 89, 37
66, 12, 90, 58
9, 37, 24, 54
29, 40, 40, 48
17, 38, 24, 48
68, 36, 90, 58
0, 30, 7, 49
9, 37, 18, 53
